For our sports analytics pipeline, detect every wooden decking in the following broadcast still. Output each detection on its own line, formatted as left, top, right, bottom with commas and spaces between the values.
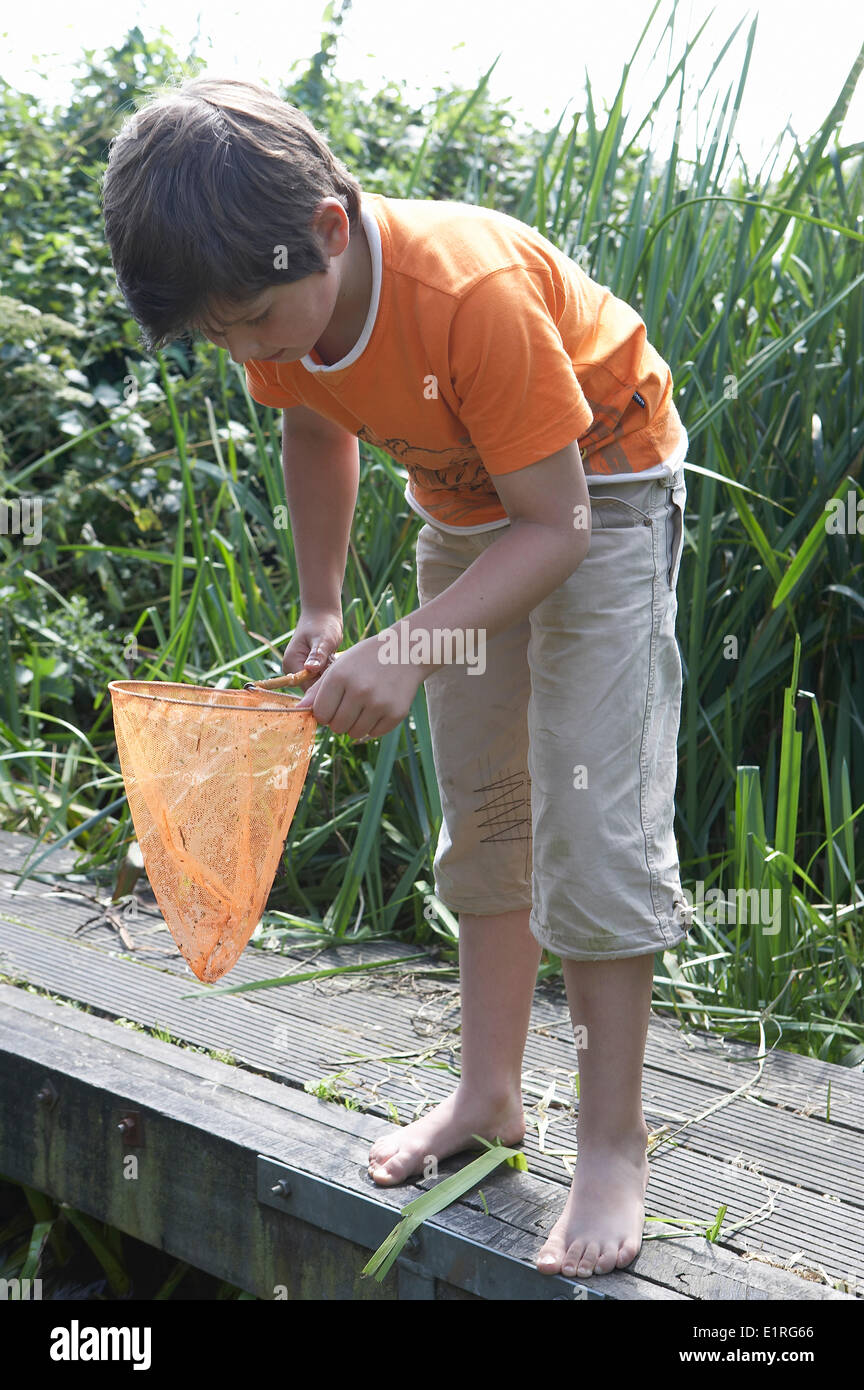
0, 828, 860, 1301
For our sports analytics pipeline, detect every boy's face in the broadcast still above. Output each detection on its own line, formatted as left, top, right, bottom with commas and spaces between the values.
199, 200, 349, 365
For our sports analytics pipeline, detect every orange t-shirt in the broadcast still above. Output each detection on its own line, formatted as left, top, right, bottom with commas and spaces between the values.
245, 193, 687, 531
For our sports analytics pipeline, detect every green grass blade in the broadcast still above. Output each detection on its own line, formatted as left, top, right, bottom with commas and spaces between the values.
362, 1139, 526, 1283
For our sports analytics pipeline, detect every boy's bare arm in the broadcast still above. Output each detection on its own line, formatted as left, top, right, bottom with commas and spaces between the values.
281, 405, 359, 615
402, 439, 592, 675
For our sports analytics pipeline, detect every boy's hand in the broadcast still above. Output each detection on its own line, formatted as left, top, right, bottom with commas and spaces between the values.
294, 631, 424, 741
282, 609, 343, 688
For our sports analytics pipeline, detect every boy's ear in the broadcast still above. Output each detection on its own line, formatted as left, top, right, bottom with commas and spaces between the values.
311, 198, 351, 258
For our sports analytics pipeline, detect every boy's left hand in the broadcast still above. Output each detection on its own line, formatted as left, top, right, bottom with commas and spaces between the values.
294, 632, 425, 741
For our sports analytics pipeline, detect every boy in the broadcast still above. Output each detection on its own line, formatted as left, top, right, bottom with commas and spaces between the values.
102, 76, 692, 1281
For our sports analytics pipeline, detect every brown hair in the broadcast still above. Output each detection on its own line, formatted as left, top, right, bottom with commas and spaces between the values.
101, 77, 363, 349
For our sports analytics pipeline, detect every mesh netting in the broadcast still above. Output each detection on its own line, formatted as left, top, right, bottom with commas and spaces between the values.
109, 680, 317, 983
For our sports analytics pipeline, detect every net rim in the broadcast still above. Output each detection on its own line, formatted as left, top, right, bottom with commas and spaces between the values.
107, 680, 312, 714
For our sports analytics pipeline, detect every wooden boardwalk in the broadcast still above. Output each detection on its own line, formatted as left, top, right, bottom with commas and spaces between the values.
0, 828, 860, 1301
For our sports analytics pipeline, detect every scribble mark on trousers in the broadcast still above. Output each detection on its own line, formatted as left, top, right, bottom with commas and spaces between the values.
473, 770, 532, 843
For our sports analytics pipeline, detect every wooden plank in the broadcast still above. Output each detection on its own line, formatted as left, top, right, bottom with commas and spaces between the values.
0, 828, 81, 877
2, 894, 863, 1286
3, 945, 861, 1289
14, 850, 860, 1137
24, 871, 863, 1154
0, 984, 681, 1301
2, 906, 861, 1207
6, 983, 852, 1300
622, 1018, 860, 1129
0, 995, 418, 1299
2, 822, 862, 1298
2, 825, 860, 1128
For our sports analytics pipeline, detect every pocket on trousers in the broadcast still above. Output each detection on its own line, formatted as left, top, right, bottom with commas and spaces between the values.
590, 493, 654, 528
666, 484, 686, 589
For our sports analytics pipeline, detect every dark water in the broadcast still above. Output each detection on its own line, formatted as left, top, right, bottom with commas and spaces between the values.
0, 1179, 253, 1300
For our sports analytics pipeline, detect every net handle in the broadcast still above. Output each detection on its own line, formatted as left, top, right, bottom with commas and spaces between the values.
247, 653, 339, 691
247, 667, 310, 691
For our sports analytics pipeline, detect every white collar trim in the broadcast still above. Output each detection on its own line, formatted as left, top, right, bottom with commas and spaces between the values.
300, 198, 382, 373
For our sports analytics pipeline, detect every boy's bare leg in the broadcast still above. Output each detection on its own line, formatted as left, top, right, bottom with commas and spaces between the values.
535, 952, 654, 1277
367, 907, 541, 1184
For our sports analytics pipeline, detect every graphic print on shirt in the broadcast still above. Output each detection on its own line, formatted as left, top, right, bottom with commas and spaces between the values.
578, 397, 633, 475
357, 423, 503, 523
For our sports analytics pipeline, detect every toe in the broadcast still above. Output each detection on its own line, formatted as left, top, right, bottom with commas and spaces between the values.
560, 1241, 587, 1277
535, 1240, 565, 1275
369, 1150, 414, 1186
616, 1237, 641, 1270
575, 1241, 601, 1275
594, 1240, 620, 1275
369, 1161, 399, 1186
368, 1136, 399, 1166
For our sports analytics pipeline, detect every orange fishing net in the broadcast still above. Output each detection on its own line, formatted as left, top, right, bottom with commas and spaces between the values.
108, 676, 317, 983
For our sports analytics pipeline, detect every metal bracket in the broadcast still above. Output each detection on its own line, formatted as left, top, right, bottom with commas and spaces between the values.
257, 1155, 604, 1301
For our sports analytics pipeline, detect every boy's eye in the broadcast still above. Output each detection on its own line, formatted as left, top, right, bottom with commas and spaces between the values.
248, 308, 270, 327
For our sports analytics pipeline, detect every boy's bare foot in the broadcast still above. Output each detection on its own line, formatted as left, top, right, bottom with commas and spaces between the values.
367, 1087, 525, 1186
535, 1126, 650, 1277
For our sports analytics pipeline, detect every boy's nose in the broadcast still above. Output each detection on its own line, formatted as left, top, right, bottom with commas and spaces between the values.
224, 335, 246, 364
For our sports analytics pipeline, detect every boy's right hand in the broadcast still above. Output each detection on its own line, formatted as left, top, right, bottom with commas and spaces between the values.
282, 609, 344, 690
